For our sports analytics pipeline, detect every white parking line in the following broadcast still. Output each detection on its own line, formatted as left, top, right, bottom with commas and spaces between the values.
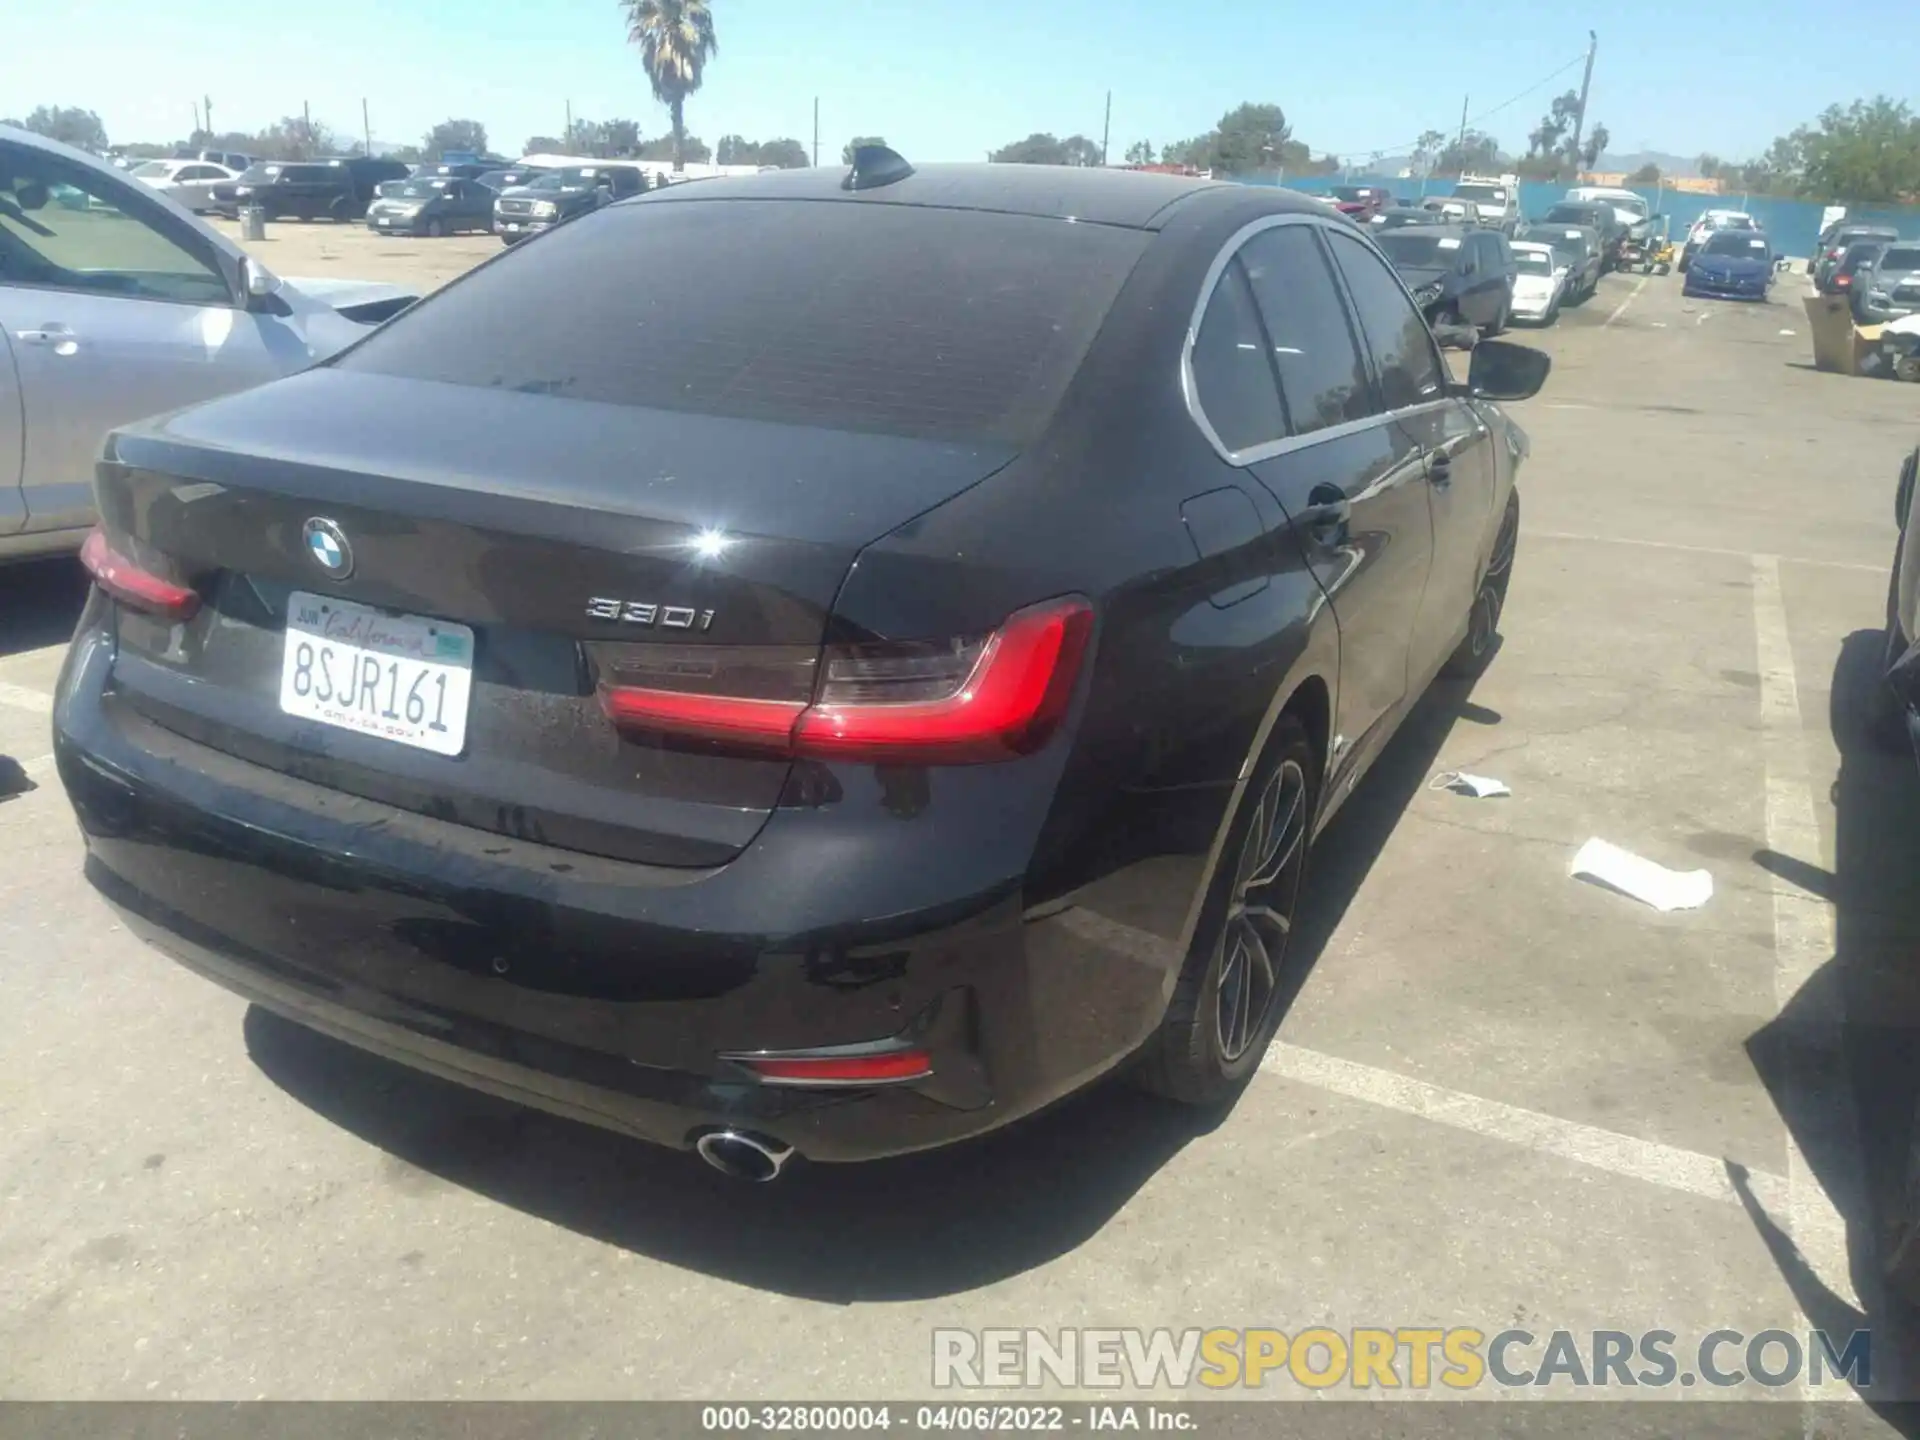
1750, 554, 1864, 1382
1260, 1042, 1785, 1211
0, 681, 52, 716
1603, 273, 1652, 327
1534, 530, 1883, 573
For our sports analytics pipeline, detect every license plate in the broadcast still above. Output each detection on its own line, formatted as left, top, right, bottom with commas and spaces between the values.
377, 217, 392, 226
279, 592, 473, 757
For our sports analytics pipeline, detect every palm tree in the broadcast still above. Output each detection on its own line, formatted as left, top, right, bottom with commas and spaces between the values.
622, 0, 717, 171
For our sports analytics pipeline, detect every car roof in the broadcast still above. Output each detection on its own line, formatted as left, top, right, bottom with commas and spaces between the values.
1511, 240, 1556, 254
634, 160, 1243, 229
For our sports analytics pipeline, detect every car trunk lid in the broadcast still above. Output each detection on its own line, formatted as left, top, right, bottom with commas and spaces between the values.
95, 368, 1017, 868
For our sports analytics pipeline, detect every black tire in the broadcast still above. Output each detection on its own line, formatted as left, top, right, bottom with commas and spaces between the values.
1442, 489, 1519, 680
426, 217, 444, 238
1482, 298, 1508, 338
1136, 715, 1318, 1106
1865, 533, 1914, 753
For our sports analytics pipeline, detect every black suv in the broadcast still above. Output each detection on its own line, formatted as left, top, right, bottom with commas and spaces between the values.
1540, 202, 1625, 270
493, 165, 650, 245
226, 157, 412, 222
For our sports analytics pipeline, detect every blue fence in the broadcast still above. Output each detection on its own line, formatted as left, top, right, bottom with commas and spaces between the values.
1254, 173, 1920, 259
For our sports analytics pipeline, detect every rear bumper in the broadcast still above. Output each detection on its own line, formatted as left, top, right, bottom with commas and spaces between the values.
54, 612, 1173, 1164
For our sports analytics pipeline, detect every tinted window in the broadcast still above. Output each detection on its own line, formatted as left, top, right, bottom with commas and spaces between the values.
1702, 232, 1768, 256
1514, 249, 1555, 276
1881, 248, 1920, 269
1238, 226, 1372, 432
1326, 231, 1444, 411
1190, 260, 1286, 452
338, 200, 1149, 445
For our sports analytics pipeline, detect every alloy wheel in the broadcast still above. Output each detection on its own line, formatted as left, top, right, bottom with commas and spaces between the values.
1215, 758, 1309, 1062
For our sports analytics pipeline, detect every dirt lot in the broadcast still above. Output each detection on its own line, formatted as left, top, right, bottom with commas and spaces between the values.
204, 212, 506, 295
6, 254, 1920, 1426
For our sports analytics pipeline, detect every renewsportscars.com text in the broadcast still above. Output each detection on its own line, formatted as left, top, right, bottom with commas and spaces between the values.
932, 1327, 1872, 1392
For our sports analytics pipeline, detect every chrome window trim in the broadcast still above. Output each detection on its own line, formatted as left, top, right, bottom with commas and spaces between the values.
1182, 212, 1453, 468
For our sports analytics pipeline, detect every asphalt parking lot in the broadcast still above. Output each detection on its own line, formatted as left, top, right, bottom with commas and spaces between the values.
6, 240, 1920, 1422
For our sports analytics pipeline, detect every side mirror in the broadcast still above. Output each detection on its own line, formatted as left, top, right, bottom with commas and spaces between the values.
1465, 339, 1551, 401
240, 257, 286, 312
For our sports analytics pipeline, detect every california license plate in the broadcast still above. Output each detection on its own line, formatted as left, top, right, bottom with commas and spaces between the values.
279, 592, 473, 756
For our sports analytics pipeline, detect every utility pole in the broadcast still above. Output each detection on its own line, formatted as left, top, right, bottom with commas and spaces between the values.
192, 101, 202, 138
1455, 94, 1469, 154
362, 99, 371, 157
1101, 90, 1111, 167
812, 97, 819, 167
302, 99, 311, 153
565, 100, 573, 150
1569, 30, 1598, 173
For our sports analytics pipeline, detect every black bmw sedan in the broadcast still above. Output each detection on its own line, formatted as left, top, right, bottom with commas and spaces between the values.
55, 152, 1547, 1180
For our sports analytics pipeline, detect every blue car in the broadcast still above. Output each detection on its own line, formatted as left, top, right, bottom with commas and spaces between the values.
1682, 229, 1775, 300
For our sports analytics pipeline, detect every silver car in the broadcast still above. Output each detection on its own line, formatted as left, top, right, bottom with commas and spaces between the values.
1855, 242, 1920, 326
0, 126, 418, 563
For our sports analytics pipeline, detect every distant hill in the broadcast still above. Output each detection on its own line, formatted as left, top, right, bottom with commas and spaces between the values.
1598, 150, 1700, 179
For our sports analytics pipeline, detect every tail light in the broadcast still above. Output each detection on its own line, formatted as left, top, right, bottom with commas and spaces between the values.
80, 528, 200, 621
595, 595, 1094, 765
727, 1049, 933, 1085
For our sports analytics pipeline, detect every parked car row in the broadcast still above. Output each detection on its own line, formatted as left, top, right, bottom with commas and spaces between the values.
1807, 220, 1919, 324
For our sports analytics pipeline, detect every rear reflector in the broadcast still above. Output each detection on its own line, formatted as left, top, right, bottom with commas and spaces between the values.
596, 595, 1094, 764
735, 1050, 933, 1084
80, 528, 200, 620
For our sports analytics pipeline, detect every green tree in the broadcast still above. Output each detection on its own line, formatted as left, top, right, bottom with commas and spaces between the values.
842, 135, 888, 165
1579, 122, 1611, 172
639, 133, 710, 162
1209, 103, 1291, 173
756, 137, 808, 168
254, 115, 338, 160
423, 118, 488, 158
1697, 153, 1722, 179
565, 118, 604, 154
1434, 130, 1501, 177
1123, 139, 1154, 165
988, 133, 1098, 165
1627, 162, 1661, 184
601, 118, 644, 155
14, 105, 109, 151
622, 0, 718, 172
1411, 129, 1448, 177
1796, 97, 1920, 202
524, 135, 565, 155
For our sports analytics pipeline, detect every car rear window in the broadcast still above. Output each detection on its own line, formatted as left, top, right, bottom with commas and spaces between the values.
336, 200, 1150, 444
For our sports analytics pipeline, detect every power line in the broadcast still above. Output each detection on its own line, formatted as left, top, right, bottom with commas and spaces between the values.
1324, 49, 1589, 165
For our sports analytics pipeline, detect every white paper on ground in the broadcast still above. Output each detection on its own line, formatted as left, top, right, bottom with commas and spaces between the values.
1568, 838, 1713, 912
1429, 771, 1511, 798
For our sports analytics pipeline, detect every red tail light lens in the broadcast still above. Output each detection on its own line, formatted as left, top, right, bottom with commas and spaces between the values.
734, 1049, 933, 1085
594, 596, 1094, 764
80, 528, 200, 620
794, 597, 1094, 762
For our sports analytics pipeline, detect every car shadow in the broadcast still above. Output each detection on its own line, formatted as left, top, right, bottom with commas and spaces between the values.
1738, 630, 1920, 1422
243, 671, 1480, 1301
0, 556, 86, 659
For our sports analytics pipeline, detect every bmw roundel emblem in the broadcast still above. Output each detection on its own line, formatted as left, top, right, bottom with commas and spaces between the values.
302, 518, 353, 579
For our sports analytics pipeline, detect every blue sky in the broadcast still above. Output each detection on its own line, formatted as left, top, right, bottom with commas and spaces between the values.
10, 0, 1919, 166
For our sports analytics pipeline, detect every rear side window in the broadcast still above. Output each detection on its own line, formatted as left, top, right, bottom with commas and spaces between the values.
1325, 232, 1444, 411
337, 201, 1149, 445
1189, 260, 1286, 453
1882, 248, 1920, 269
1238, 225, 1373, 433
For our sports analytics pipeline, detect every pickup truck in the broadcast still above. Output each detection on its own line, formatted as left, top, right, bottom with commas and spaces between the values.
492, 164, 650, 245
1449, 173, 1521, 234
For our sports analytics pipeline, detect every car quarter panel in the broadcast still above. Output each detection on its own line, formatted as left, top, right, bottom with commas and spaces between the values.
827, 194, 1345, 1056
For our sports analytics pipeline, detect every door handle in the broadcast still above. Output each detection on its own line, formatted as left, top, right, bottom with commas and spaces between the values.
1425, 451, 1452, 487
1302, 483, 1351, 542
17, 324, 77, 350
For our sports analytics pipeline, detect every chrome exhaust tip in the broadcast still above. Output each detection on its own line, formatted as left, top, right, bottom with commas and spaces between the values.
694, 1129, 795, 1183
